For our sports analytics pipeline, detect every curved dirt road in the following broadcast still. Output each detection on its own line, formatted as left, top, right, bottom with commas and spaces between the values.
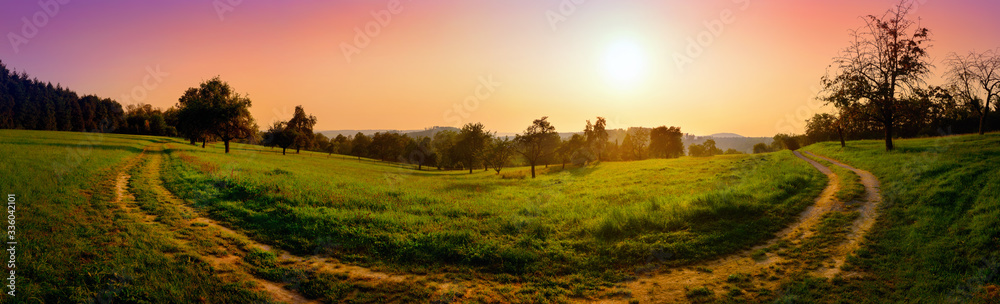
583, 151, 882, 303
113, 145, 882, 303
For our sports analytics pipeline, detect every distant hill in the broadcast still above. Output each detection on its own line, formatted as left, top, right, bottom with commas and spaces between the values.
404, 126, 460, 139
320, 126, 464, 139
322, 127, 770, 153
707, 133, 745, 138
319, 129, 417, 138
684, 136, 772, 154
604, 128, 770, 154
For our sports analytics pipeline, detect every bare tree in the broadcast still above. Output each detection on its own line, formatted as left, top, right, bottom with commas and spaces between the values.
945, 49, 1000, 135
821, 0, 931, 151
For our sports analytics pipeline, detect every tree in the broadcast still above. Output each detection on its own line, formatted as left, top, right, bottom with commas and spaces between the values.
211, 95, 255, 154
454, 123, 489, 174
370, 132, 409, 162
176, 77, 256, 153
405, 136, 435, 170
264, 121, 297, 155
945, 49, 1000, 135
752, 143, 770, 154
584, 117, 609, 161
621, 127, 650, 160
287, 106, 317, 153
432, 129, 458, 170
821, 0, 931, 151
485, 136, 515, 174
515, 117, 558, 178
772, 134, 801, 151
689, 139, 723, 157
350, 132, 371, 161
330, 134, 349, 156
649, 126, 684, 158
556, 134, 588, 169
805, 113, 841, 145
176, 87, 210, 145
123, 103, 173, 136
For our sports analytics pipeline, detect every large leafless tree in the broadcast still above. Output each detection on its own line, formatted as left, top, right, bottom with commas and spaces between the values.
821, 0, 931, 151
945, 49, 1000, 135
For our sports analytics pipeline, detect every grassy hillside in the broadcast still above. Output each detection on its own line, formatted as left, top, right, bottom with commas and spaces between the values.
792, 134, 1000, 303
0, 130, 271, 303
1, 129, 832, 302
160, 137, 824, 280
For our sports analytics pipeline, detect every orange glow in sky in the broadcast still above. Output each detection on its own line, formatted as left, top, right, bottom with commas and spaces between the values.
2, 0, 998, 136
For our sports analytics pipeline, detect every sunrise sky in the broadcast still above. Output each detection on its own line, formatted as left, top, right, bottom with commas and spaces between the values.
2, 0, 999, 136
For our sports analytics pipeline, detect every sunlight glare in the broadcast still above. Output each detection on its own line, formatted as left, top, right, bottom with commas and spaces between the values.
603, 40, 646, 90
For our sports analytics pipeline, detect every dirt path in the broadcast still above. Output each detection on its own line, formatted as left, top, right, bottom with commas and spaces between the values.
113, 144, 454, 303
803, 151, 882, 278
114, 145, 882, 303
112, 145, 317, 304
583, 151, 882, 303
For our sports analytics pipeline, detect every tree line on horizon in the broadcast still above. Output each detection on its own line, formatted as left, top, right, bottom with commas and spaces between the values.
265, 116, 691, 178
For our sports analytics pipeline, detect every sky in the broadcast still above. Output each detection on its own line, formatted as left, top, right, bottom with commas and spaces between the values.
2, 0, 999, 137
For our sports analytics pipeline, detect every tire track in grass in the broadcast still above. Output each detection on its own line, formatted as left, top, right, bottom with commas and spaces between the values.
148, 143, 472, 302
583, 151, 882, 303
112, 145, 317, 304
803, 151, 882, 279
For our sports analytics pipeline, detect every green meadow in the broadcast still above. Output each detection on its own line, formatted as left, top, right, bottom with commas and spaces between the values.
786, 134, 1000, 303
159, 133, 825, 278
0, 130, 271, 302
2, 129, 826, 301
4, 129, 998, 303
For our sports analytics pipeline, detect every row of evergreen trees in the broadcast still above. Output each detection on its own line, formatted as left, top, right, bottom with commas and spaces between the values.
0, 61, 125, 132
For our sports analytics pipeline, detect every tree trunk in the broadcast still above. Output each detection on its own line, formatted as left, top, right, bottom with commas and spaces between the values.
224, 140, 230, 153
838, 125, 846, 148
979, 107, 989, 135
282, 147, 287, 155
296, 146, 301, 154
202, 139, 206, 148
530, 165, 536, 178
884, 120, 894, 151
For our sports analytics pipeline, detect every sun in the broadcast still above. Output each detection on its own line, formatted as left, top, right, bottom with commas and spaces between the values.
603, 40, 646, 90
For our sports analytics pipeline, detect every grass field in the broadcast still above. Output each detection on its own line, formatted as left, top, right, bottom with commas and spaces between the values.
0, 130, 272, 303
161, 137, 825, 271
159, 134, 826, 299
1, 129, 832, 302
789, 134, 1000, 303
13, 130, 997, 303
